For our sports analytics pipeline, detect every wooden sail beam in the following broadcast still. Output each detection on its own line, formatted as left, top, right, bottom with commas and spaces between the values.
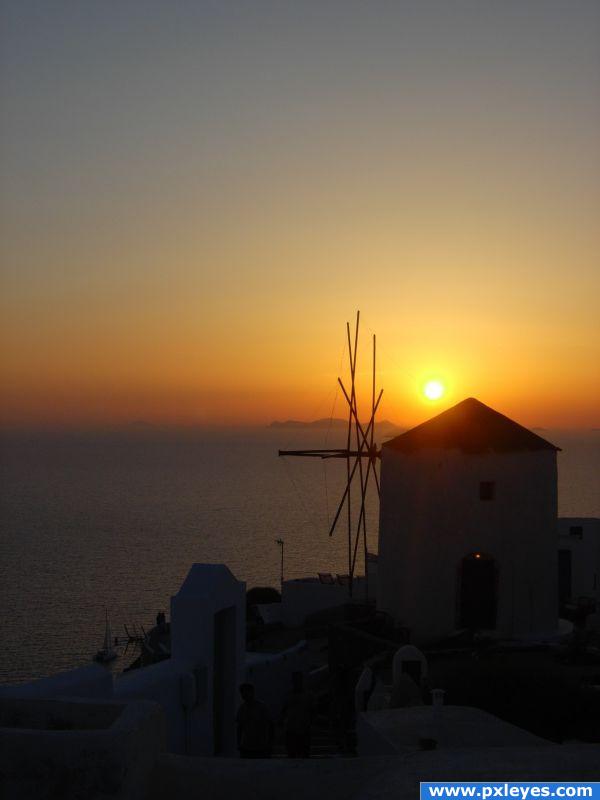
345, 313, 359, 588
276, 311, 382, 599
350, 332, 378, 590
351, 453, 376, 573
338, 378, 383, 450
278, 448, 380, 459
364, 333, 377, 597
327, 454, 361, 536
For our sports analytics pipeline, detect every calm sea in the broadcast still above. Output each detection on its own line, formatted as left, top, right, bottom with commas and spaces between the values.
1, 426, 598, 684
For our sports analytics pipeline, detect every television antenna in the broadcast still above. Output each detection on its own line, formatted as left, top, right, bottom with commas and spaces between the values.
278, 311, 382, 598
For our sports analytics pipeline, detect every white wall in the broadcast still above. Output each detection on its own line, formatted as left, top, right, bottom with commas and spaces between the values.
116, 563, 245, 757
282, 579, 348, 627
377, 448, 558, 642
0, 664, 113, 700
282, 574, 375, 627
558, 518, 600, 605
355, 711, 399, 756
0, 697, 165, 800
3, 564, 247, 759
114, 659, 187, 753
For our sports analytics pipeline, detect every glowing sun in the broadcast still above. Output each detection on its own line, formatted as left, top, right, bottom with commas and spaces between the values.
423, 379, 445, 400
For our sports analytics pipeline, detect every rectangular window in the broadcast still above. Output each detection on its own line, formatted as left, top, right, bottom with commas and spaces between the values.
569, 525, 583, 539
479, 481, 495, 501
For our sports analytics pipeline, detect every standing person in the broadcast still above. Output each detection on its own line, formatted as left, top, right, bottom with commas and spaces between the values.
236, 683, 273, 758
281, 671, 315, 758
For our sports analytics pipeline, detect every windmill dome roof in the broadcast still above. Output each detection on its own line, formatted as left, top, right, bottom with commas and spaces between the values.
383, 398, 559, 454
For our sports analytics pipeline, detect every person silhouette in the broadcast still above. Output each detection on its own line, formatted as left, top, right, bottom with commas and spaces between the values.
236, 683, 273, 758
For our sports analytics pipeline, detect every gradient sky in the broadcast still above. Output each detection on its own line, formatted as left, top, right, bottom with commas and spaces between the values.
1, 1, 599, 429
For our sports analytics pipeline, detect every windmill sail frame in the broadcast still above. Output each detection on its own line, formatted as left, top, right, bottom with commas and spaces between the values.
278, 311, 382, 597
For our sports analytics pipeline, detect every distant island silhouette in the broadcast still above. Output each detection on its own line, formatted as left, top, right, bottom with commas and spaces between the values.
269, 417, 402, 433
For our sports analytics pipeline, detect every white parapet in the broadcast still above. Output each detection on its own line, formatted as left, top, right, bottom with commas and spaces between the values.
116, 563, 246, 757
281, 575, 372, 628
356, 705, 552, 757
0, 697, 165, 800
2, 563, 248, 760
0, 664, 113, 700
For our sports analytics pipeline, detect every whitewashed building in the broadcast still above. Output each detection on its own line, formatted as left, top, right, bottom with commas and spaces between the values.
558, 517, 600, 610
115, 563, 246, 755
1, 563, 311, 759
377, 398, 559, 643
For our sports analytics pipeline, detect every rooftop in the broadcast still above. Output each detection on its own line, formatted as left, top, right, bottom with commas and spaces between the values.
384, 398, 560, 455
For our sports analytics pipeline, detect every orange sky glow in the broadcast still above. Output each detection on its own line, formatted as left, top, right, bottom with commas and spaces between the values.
1, 3, 599, 430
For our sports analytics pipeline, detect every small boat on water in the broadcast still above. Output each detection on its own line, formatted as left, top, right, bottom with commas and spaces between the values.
94, 609, 118, 663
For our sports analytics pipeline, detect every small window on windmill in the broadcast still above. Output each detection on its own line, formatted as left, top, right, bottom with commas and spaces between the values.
479, 481, 495, 501
569, 526, 583, 539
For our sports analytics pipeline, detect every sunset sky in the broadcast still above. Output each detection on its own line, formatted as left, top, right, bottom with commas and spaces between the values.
1, 1, 599, 429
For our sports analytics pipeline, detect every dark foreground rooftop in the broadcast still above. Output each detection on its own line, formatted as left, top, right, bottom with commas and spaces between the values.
150, 746, 600, 800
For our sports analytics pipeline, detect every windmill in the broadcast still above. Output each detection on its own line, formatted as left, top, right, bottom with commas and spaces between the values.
278, 311, 382, 598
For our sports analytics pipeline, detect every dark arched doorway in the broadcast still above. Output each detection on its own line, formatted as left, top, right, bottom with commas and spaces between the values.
458, 553, 497, 630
